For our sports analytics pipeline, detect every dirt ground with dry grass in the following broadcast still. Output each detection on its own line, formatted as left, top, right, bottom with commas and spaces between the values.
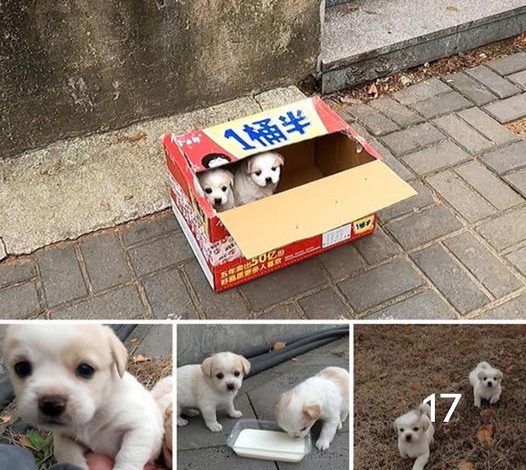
354, 325, 526, 470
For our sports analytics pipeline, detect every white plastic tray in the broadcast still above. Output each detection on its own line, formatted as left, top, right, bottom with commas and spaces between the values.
227, 419, 311, 463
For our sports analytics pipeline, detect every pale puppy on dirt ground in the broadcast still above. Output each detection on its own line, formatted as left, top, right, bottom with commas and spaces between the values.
197, 168, 236, 212
233, 151, 284, 206
3, 324, 164, 470
273, 366, 349, 451
177, 352, 251, 432
469, 361, 503, 408
394, 403, 434, 470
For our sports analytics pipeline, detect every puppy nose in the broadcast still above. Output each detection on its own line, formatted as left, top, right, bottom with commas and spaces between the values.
405, 434, 412, 442
226, 383, 235, 391
214, 198, 222, 205
487, 381, 493, 387
265, 177, 272, 184
38, 395, 67, 417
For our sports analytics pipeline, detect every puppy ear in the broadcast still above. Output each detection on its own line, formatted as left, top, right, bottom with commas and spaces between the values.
244, 158, 254, 175
239, 356, 251, 375
478, 370, 486, 380
421, 418, 430, 431
274, 153, 285, 167
303, 405, 321, 420
273, 392, 291, 418
107, 328, 128, 378
201, 356, 215, 377
495, 370, 503, 380
393, 418, 399, 433
227, 170, 234, 188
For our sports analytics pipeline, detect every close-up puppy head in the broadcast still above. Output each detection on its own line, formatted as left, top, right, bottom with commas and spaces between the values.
245, 152, 284, 188
198, 168, 234, 211
393, 404, 430, 444
477, 366, 503, 389
3, 324, 128, 431
200, 352, 250, 394
273, 391, 319, 439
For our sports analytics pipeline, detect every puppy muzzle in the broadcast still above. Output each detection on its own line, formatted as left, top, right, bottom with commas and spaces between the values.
38, 395, 67, 418
487, 381, 493, 387
226, 383, 236, 392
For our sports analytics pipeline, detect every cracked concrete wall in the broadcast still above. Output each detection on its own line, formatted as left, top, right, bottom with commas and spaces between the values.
0, 0, 321, 159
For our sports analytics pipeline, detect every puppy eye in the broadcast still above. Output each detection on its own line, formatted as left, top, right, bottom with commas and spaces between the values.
216, 373, 224, 380
204, 188, 213, 194
255, 170, 262, 176
271, 167, 277, 171
300, 427, 307, 432
14, 360, 32, 378
413, 427, 419, 431
76, 363, 95, 379
221, 186, 227, 192
234, 371, 240, 377
400, 428, 404, 432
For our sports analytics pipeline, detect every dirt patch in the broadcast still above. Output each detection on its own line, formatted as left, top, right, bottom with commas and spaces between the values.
507, 118, 526, 138
354, 325, 526, 470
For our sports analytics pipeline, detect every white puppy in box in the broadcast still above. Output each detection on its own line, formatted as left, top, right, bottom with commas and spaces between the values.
197, 168, 236, 212
177, 352, 251, 432
234, 151, 284, 206
3, 324, 164, 470
273, 367, 349, 451
469, 361, 503, 408
394, 403, 434, 470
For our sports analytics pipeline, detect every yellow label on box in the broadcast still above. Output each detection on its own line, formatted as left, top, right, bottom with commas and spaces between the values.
353, 215, 375, 235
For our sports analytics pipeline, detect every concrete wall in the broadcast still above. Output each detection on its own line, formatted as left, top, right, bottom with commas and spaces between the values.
0, 0, 321, 159
177, 324, 338, 365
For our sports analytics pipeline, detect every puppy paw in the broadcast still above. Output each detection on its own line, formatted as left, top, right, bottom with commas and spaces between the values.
489, 396, 499, 404
177, 417, 188, 427
229, 409, 243, 418
207, 421, 223, 432
315, 438, 331, 451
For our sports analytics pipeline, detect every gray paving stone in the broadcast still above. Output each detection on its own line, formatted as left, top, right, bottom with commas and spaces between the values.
486, 52, 526, 76
0, 258, 36, 289
477, 292, 526, 319
465, 66, 520, 99
319, 243, 366, 281
353, 226, 402, 265
370, 140, 414, 181
177, 447, 275, 470
506, 246, 526, 277
444, 72, 497, 106
454, 162, 523, 211
121, 211, 179, 246
0, 281, 41, 319
80, 231, 131, 292
129, 324, 172, 358
127, 231, 193, 277
369, 96, 424, 127
427, 170, 496, 222
432, 113, 493, 154
183, 260, 250, 319
476, 206, 526, 252
51, 285, 145, 319
337, 258, 424, 313
257, 302, 305, 320
508, 69, 526, 88
380, 122, 445, 156
379, 181, 435, 222
384, 205, 463, 251
141, 268, 198, 319
410, 91, 471, 119
298, 288, 352, 319
239, 258, 327, 311
393, 78, 451, 105
480, 141, 526, 175
504, 168, 526, 198
36, 244, 88, 307
368, 290, 456, 319
444, 232, 522, 298
457, 107, 518, 146
411, 244, 490, 314
483, 93, 526, 123
344, 103, 400, 135
401, 140, 471, 176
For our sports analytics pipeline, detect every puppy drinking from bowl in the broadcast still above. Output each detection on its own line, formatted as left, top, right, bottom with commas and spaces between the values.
233, 151, 284, 206
469, 361, 503, 408
197, 168, 236, 212
177, 352, 251, 432
3, 324, 164, 470
273, 367, 349, 451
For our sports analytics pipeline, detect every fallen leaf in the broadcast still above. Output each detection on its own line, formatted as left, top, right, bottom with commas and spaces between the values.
367, 83, 378, 99
480, 408, 496, 418
404, 325, 414, 334
0, 415, 11, 423
124, 194, 134, 201
117, 132, 147, 144
132, 354, 151, 364
458, 461, 474, 470
400, 75, 412, 86
476, 424, 494, 445
272, 341, 287, 351
446, 5, 459, 11
291, 357, 299, 362
410, 382, 422, 392
19, 435, 36, 450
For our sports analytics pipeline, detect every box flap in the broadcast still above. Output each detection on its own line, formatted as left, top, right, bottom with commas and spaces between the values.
218, 160, 417, 259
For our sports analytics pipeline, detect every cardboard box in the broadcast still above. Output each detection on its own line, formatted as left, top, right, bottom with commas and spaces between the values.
163, 97, 416, 292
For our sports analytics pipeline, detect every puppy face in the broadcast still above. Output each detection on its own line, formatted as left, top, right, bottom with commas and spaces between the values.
200, 352, 250, 394
245, 152, 284, 188
477, 367, 503, 389
3, 325, 127, 431
273, 391, 319, 438
394, 410, 429, 444
198, 169, 234, 210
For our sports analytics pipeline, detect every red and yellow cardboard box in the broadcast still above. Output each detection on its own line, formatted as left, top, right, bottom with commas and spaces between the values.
163, 97, 416, 292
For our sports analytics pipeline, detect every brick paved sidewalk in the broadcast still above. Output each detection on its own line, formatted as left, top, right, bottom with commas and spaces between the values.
1, 53, 525, 320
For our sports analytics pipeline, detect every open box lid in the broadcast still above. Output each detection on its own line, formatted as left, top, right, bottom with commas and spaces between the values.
218, 159, 416, 259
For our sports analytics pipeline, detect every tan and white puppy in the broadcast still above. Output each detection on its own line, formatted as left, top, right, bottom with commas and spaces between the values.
394, 403, 434, 470
469, 361, 503, 408
151, 376, 173, 469
177, 352, 250, 432
273, 367, 349, 451
3, 325, 164, 470
197, 168, 235, 212
233, 151, 284, 206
